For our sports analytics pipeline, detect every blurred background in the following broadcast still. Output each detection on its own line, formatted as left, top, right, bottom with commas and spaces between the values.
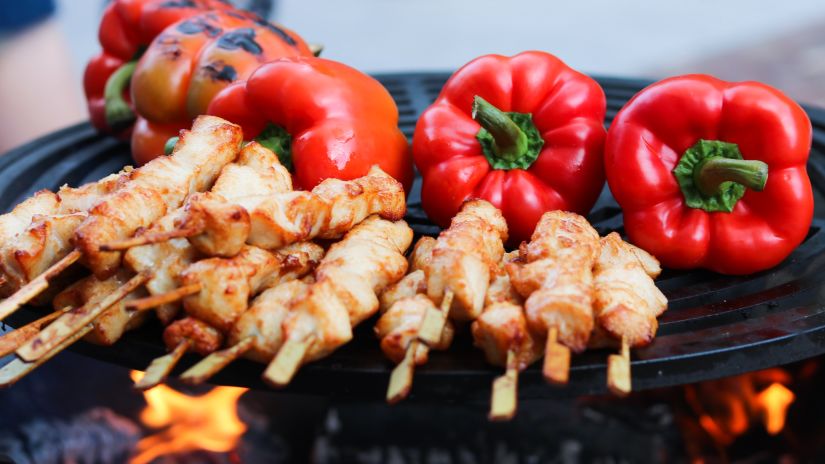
2, 0, 825, 152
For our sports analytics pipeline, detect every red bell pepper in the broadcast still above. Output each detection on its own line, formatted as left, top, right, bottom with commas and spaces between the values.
412, 51, 607, 244
83, 0, 231, 135
207, 56, 413, 192
605, 74, 814, 275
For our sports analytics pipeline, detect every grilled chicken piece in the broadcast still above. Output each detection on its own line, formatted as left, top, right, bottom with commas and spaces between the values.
472, 251, 541, 369
0, 170, 130, 296
229, 277, 314, 363
53, 270, 148, 346
179, 142, 293, 257
427, 200, 508, 321
0, 191, 60, 247
281, 216, 413, 362
379, 270, 425, 314
472, 302, 542, 369
124, 211, 196, 324
180, 242, 323, 333
377, 237, 438, 314
74, 115, 242, 278
237, 165, 406, 252
408, 236, 436, 272
376, 235, 455, 363
0, 214, 85, 296
375, 294, 454, 364
164, 317, 224, 356
507, 211, 600, 353
592, 232, 667, 347
124, 142, 290, 323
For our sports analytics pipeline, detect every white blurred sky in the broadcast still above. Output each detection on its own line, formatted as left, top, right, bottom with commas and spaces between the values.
56, 0, 825, 78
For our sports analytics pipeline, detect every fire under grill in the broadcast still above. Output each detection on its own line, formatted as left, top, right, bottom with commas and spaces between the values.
1, 74, 825, 400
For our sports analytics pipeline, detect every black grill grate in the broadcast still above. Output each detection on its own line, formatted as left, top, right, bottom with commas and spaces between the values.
2, 73, 825, 399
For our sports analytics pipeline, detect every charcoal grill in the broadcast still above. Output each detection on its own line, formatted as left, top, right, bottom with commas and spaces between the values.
3, 73, 825, 401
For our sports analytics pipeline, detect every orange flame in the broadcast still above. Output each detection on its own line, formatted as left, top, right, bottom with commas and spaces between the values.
129, 370, 248, 464
755, 382, 795, 435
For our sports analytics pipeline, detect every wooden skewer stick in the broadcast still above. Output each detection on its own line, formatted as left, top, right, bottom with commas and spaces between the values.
0, 307, 72, 357
134, 339, 193, 391
99, 228, 199, 251
543, 327, 570, 385
15, 272, 149, 362
179, 336, 254, 385
417, 290, 453, 346
0, 323, 93, 388
489, 349, 519, 421
0, 250, 81, 322
262, 335, 314, 387
607, 336, 631, 397
386, 339, 427, 404
124, 283, 202, 312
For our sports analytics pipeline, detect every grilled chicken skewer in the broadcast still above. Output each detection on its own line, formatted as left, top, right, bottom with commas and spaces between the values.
12, 139, 285, 363
264, 216, 413, 387
178, 276, 316, 385
418, 200, 508, 345
75, 115, 242, 278
506, 211, 601, 385
376, 237, 454, 403
184, 235, 433, 387
472, 251, 542, 420
0, 170, 131, 319
382, 200, 506, 402
591, 232, 667, 396
123, 141, 292, 324
103, 166, 406, 258
134, 242, 323, 389
0, 116, 243, 323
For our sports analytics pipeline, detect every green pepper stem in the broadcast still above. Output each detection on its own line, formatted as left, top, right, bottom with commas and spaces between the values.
693, 157, 769, 197
164, 136, 179, 155
471, 96, 528, 164
104, 60, 137, 128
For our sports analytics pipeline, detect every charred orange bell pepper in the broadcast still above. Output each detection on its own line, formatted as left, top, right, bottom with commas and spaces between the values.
207, 57, 413, 191
83, 0, 232, 136
129, 10, 312, 164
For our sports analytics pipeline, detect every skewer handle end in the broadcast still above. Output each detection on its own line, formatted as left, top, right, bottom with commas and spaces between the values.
607, 338, 631, 397
386, 341, 418, 404
489, 350, 518, 421
263, 337, 311, 388
543, 328, 570, 385
134, 340, 189, 391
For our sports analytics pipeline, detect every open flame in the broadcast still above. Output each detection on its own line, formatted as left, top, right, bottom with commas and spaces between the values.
756, 382, 795, 435
128, 370, 248, 464
685, 368, 796, 448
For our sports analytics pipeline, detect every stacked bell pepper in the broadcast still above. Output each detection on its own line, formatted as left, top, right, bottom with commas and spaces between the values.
84, 0, 233, 135
84, 0, 312, 164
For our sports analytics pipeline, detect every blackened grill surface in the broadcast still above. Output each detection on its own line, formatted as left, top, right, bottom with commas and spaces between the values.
2, 74, 825, 399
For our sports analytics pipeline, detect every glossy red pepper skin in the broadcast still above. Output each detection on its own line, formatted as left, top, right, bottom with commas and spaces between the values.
605, 74, 814, 275
412, 51, 607, 244
83, 0, 231, 135
207, 57, 413, 192
83, 52, 131, 138
130, 10, 312, 164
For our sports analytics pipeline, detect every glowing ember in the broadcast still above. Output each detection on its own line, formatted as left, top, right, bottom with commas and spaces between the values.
756, 382, 795, 435
128, 370, 248, 464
